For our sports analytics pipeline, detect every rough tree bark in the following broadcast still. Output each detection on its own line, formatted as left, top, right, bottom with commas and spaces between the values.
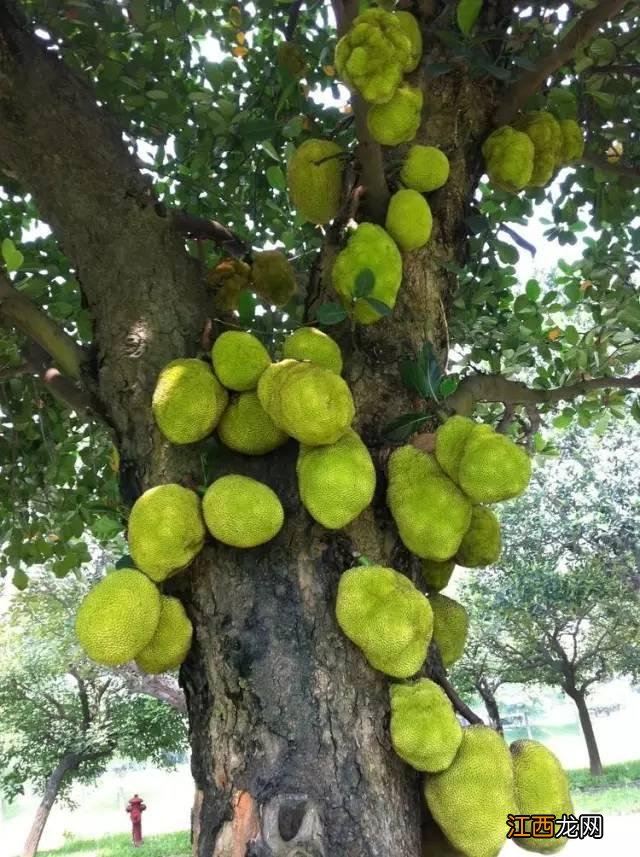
22, 753, 81, 857
476, 679, 504, 735
0, 3, 499, 855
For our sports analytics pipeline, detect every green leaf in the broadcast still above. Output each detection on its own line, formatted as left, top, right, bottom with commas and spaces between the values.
115, 554, 135, 569
146, 89, 169, 100
266, 165, 286, 191
553, 413, 574, 429
365, 297, 392, 317
456, 0, 483, 35
382, 412, 429, 441
2, 238, 24, 272
237, 290, 257, 326
12, 569, 28, 591
631, 397, 640, 424
525, 279, 540, 301
316, 302, 348, 325
354, 268, 375, 298
260, 140, 280, 162
439, 376, 459, 398
496, 241, 519, 265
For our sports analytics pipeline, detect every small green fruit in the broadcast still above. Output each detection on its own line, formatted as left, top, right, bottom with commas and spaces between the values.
385, 188, 432, 251
367, 84, 423, 146
202, 475, 284, 548
152, 358, 228, 444
211, 331, 271, 391
455, 506, 502, 568
136, 595, 193, 674
400, 145, 450, 193
217, 391, 288, 455
429, 593, 469, 667
282, 327, 343, 374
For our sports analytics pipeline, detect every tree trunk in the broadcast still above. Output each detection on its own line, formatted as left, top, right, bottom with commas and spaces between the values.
476, 680, 504, 735
22, 753, 80, 857
572, 691, 603, 776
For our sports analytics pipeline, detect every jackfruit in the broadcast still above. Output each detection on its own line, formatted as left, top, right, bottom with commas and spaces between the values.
400, 145, 450, 193
135, 595, 193, 674
287, 139, 345, 225
276, 40, 307, 78
75, 568, 161, 667
297, 429, 375, 528
217, 391, 288, 455
424, 725, 515, 857
211, 330, 271, 392
251, 250, 297, 307
385, 189, 433, 251
336, 565, 433, 678
152, 358, 228, 445
256, 358, 299, 426
389, 679, 463, 771
395, 11, 423, 72
558, 119, 585, 165
202, 475, 284, 548
208, 259, 252, 311
387, 446, 472, 561
482, 125, 535, 193
515, 111, 563, 187
334, 7, 414, 104
435, 415, 478, 482
421, 557, 456, 592
332, 222, 402, 324
128, 484, 206, 582
367, 84, 423, 146
510, 739, 574, 852
458, 428, 532, 504
282, 326, 343, 374
455, 506, 501, 568
429, 593, 469, 667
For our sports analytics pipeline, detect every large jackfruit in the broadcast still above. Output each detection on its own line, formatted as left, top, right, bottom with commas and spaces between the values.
75, 568, 161, 667
395, 11, 422, 72
211, 331, 271, 392
136, 595, 193, 674
336, 565, 433, 678
458, 428, 532, 504
217, 391, 288, 455
385, 188, 433, 251
421, 557, 456, 593
282, 326, 343, 374
332, 222, 402, 324
511, 740, 574, 853
297, 429, 375, 529
387, 446, 472, 561
515, 111, 563, 187
152, 358, 228, 445
558, 119, 585, 165
287, 139, 345, 225
482, 126, 535, 193
429, 593, 469, 667
202, 475, 284, 548
455, 506, 502, 568
367, 84, 423, 146
128, 484, 206, 582
252, 250, 297, 307
389, 679, 462, 772
400, 145, 450, 193
424, 725, 515, 857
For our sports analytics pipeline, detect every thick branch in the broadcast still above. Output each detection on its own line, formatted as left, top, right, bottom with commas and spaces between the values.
494, 0, 630, 126
582, 151, 640, 182
114, 663, 187, 716
172, 211, 249, 259
437, 672, 484, 725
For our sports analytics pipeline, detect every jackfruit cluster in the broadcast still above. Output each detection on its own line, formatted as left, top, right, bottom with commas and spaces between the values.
209, 252, 297, 312
389, 679, 462, 771
514, 111, 563, 187
287, 139, 345, 225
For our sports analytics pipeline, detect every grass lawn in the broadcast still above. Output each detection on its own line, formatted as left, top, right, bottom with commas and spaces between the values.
569, 758, 640, 815
38, 831, 190, 857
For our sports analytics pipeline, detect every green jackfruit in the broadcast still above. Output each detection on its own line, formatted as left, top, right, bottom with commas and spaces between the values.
482, 126, 535, 193
511, 739, 574, 853
332, 222, 403, 323
458, 428, 532, 504
202, 474, 284, 548
128, 485, 206, 582
217, 391, 288, 455
136, 595, 193, 674
389, 679, 463, 772
208, 259, 252, 312
287, 139, 344, 225
367, 84, 423, 146
424, 725, 515, 857
256, 359, 299, 425
395, 11, 422, 72
75, 569, 161, 667
400, 145, 450, 193
435, 415, 481, 482
297, 429, 375, 529
336, 565, 433, 678
334, 7, 414, 104
211, 331, 271, 392
152, 358, 228, 445
429, 593, 469, 667
252, 250, 297, 307
387, 446, 472, 561
558, 119, 585, 165
455, 506, 502, 568
282, 326, 343, 374
421, 558, 456, 592
515, 111, 563, 187
385, 188, 433, 251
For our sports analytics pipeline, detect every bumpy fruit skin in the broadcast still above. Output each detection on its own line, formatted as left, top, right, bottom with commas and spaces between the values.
558, 119, 585, 165
297, 429, 375, 529
435, 415, 490, 482
429, 593, 469, 667
395, 11, 422, 72
511, 740, 574, 852
217, 391, 288, 455
211, 331, 271, 392
276, 40, 307, 78
287, 139, 344, 225
251, 250, 297, 307
424, 725, 516, 857
282, 326, 343, 374
278, 363, 355, 445
389, 679, 463, 772
367, 85, 423, 146
334, 8, 414, 104
208, 259, 252, 311
385, 188, 432, 251
421, 557, 456, 592
400, 145, 450, 193
152, 358, 228, 445
75, 569, 161, 667
336, 565, 433, 678
332, 223, 403, 323
128, 485, 205, 582
256, 359, 298, 425
202, 475, 284, 548
387, 446, 472, 561
455, 506, 502, 568
515, 111, 563, 187
136, 595, 193, 674
458, 428, 532, 504
482, 126, 535, 193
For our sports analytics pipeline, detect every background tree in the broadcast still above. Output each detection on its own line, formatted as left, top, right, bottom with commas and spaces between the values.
0, 1, 639, 853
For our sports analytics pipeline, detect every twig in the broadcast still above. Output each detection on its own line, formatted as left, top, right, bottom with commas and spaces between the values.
437, 672, 484, 725
285, 0, 304, 40
172, 211, 249, 259
584, 62, 640, 77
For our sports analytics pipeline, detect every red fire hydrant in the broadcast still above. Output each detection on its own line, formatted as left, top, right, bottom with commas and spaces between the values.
126, 794, 147, 847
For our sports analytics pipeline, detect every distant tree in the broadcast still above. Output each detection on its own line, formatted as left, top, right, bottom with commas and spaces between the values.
0, 573, 188, 857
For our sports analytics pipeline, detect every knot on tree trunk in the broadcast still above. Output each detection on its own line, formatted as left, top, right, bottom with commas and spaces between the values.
262, 794, 324, 855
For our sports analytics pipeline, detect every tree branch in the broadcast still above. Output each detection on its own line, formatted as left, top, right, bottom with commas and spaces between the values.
285, 0, 304, 40
585, 62, 640, 77
14, 342, 100, 417
437, 671, 484, 725
494, 0, 630, 126
172, 211, 249, 259
113, 663, 187, 716
582, 151, 640, 182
